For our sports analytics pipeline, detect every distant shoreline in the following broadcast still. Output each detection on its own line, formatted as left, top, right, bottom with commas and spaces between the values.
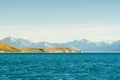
0, 52, 81, 54
0, 52, 120, 54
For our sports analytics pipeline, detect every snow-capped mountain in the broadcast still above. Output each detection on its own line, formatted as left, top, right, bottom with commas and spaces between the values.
2, 36, 34, 48
1, 37, 120, 52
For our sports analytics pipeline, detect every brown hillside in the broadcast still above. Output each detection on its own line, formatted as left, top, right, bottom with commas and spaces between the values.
42, 47, 80, 53
0, 41, 81, 53
0, 41, 20, 52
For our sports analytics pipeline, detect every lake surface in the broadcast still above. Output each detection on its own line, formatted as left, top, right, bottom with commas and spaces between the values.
0, 53, 120, 80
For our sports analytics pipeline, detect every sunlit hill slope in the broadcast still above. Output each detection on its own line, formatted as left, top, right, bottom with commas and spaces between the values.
0, 41, 81, 53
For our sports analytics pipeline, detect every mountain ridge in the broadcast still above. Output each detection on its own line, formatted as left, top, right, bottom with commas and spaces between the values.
1, 36, 120, 52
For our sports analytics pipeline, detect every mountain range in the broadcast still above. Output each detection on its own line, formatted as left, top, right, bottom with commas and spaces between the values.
1, 36, 120, 52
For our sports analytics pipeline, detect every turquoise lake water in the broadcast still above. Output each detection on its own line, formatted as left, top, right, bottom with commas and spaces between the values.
0, 53, 120, 80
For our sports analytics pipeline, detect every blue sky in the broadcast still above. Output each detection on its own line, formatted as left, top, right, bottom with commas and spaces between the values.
0, 0, 120, 42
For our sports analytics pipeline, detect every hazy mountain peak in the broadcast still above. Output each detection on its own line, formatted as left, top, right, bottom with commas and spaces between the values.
2, 36, 16, 42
